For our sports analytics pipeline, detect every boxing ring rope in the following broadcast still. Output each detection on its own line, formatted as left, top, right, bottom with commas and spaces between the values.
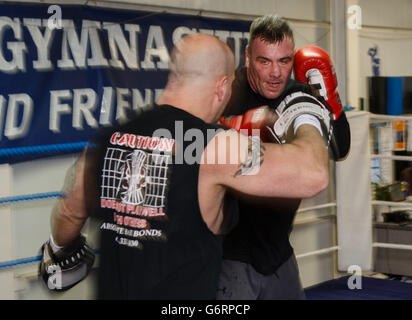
370, 114, 412, 122
0, 249, 101, 271
0, 195, 340, 268
296, 246, 339, 259
0, 192, 64, 206
294, 200, 412, 259
2, 196, 412, 269
373, 243, 412, 250
0, 192, 59, 271
0, 138, 344, 273
6, 242, 411, 270
371, 154, 412, 161
1, 197, 341, 269
0, 142, 87, 160
372, 200, 412, 208
296, 202, 337, 213
0, 191, 101, 272
0, 190, 60, 270
295, 242, 412, 261
1, 139, 411, 288
0, 256, 42, 270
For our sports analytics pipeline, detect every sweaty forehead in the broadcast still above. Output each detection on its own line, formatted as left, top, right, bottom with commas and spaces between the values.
250, 36, 295, 58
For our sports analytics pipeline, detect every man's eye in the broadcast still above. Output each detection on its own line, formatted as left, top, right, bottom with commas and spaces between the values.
280, 59, 292, 65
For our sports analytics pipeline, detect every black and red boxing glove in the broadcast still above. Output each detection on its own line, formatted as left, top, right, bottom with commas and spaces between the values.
294, 45, 343, 120
219, 92, 338, 158
219, 106, 277, 143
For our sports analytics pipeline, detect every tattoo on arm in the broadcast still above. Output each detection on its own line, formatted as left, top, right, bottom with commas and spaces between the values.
61, 158, 81, 194
233, 136, 266, 177
51, 158, 80, 222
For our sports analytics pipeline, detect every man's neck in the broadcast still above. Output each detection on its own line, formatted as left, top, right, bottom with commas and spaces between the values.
157, 93, 209, 123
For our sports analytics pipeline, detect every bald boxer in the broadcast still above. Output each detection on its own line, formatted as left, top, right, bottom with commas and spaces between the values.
218, 15, 351, 300
39, 33, 330, 299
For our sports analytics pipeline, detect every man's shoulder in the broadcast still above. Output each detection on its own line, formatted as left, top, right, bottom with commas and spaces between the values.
223, 67, 258, 116
267, 79, 312, 109
283, 79, 311, 95
234, 66, 248, 83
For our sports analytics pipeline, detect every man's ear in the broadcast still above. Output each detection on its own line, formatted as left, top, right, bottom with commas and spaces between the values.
245, 45, 250, 68
216, 76, 229, 102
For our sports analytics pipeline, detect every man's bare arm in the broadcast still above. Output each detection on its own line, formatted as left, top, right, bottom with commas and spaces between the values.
51, 150, 89, 247
204, 125, 329, 199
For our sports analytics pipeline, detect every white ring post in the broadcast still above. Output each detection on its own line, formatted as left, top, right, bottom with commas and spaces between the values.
336, 112, 373, 271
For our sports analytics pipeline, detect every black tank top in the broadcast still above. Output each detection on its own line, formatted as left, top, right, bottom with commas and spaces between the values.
222, 67, 350, 275
88, 104, 223, 299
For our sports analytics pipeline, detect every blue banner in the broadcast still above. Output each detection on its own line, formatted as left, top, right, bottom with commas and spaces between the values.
0, 3, 251, 163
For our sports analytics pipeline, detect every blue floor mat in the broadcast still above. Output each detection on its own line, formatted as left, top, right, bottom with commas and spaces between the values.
305, 276, 412, 300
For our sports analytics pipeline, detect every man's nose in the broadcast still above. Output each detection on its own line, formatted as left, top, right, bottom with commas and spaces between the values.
269, 63, 281, 78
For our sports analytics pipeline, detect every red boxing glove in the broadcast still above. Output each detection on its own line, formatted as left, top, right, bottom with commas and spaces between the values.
294, 45, 343, 120
219, 106, 276, 142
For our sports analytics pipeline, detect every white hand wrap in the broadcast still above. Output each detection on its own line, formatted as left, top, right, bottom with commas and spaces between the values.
293, 114, 323, 136
49, 235, 64, 253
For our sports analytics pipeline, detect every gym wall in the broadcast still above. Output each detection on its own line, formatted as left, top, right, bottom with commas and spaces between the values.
355, 0, 412, 110
2, 0, 410, 299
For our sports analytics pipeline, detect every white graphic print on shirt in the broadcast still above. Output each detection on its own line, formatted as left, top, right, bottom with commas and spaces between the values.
99, 132, 175, 249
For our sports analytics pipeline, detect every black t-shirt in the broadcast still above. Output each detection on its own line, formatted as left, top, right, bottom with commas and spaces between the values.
87, 104, 224, 299
222, 67, 351, 275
